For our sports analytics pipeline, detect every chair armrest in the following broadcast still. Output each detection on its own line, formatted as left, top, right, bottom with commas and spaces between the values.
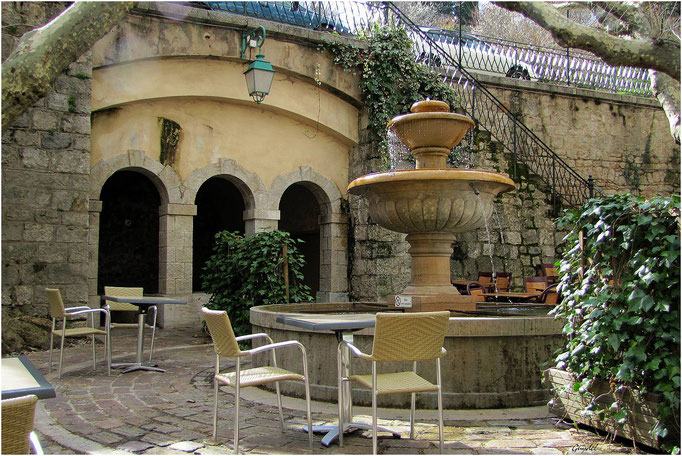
235, 333, 273, 344
68, 308, 108, 317
65, 306, 91, 312
242, 339, 304, 357
340, 340, 372, 360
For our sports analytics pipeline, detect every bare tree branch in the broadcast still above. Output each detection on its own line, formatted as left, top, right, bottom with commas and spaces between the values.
2, 2, 135, 132
649, 70, 681, 144
493, 2, 680, 82
591, 1, 653, 36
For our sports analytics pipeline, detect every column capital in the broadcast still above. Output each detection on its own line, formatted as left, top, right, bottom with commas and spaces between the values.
159, 203, 197, 217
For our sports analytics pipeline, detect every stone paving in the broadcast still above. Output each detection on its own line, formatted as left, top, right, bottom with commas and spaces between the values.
23, 327, 646, 454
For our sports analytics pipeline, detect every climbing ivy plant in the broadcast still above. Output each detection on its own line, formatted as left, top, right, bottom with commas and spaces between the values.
323, 26, 459, 166
553, 194, 680, 449
201, 230, 313, 336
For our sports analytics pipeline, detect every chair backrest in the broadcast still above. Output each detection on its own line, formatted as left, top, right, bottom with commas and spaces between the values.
370, 312, 449, 362
477, 272, 493, 287
104, 286, 143, 312
466, 281, 486, 302
2, 394, 38, 455
493, 272, 511, 292
45, 288, 66, 319
201, 308, 241, 357
524, 276, 548, 293
537, 264, 558, 281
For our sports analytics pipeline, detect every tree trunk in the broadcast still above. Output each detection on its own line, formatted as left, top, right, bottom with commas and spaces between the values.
2, 2, 134, 132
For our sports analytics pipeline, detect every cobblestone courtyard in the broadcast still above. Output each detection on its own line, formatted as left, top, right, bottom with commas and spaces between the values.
18, 326, 649, 454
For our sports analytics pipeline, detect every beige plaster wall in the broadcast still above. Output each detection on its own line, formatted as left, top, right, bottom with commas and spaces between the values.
91, 96, 350, 193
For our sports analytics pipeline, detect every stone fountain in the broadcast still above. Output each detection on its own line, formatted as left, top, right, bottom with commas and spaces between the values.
347, 100, 515, 312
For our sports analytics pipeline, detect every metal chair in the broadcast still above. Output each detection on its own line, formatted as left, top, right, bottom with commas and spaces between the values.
46, 288, 110, 379
538, 283, 560, 305
523, 276, 549, 294
477, 272, 511, 292
466, 280, 486, 302
1, 394, 43, 455
338, 311, 450, 454
104, 286, 156, 363
536, 263, 559, 283
201, 308, 313, 454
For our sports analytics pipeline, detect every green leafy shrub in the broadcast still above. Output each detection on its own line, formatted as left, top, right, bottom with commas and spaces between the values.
553, 193, 680, 444
201, 230, 313, 335
323, 26, 459, 164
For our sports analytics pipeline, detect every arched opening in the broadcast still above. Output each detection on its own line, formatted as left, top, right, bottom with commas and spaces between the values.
279, 184, 320, 298
97, 170, 161, 294
193, 177, 245, 291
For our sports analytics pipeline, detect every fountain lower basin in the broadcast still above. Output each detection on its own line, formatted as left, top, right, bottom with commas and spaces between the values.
251, 303, 563, 409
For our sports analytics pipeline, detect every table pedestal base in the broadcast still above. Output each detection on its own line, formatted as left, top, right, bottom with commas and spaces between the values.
112, 362, 165, 373
305, 422, 401, 447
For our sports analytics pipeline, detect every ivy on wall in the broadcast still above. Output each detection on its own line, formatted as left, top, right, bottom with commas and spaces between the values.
553, 194, 680, 449
323, 27, 459, 166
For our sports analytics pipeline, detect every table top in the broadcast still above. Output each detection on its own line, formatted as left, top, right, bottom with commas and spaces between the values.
276, 314, 376, 332
482, 291, 541, 299
102, 295, 187, 305
2, 355, 56, 400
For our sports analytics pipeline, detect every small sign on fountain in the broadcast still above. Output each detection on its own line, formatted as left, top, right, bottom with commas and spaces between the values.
394, 295, 412, 308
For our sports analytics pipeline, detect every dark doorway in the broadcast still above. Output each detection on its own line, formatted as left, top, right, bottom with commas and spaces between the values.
279, 184, 320, 298
193, 177, 245, 291
98, 170, 160, 295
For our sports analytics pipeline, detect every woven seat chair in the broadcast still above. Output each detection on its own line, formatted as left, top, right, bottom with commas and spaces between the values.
201, 308, 313, 454
338, 311, 450, 454
2, 394, 43, 455
46, 288, 110, 379
104, 286, 156, 363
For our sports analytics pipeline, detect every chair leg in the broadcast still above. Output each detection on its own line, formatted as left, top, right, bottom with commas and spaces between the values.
148, 306, 157, 363
372, 362, 378, 455
91, 334, 96, 370
410, 361, 417, 439
213, 355, 220, 441
234, 358, 241, 455
58, 319, 66, 379
48, 328, 54, 373
337, 341, 344, 448
275, 381, 284, 432
437, 358, 444, 454
302, 354, 313, 449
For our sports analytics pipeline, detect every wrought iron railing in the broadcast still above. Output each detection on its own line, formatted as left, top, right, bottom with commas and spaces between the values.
419, 27, 652, 96
384, 3, 602, 208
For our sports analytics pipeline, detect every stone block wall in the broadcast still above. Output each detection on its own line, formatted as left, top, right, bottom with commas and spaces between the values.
483, 78, 680, 197
2, 2, 92, 315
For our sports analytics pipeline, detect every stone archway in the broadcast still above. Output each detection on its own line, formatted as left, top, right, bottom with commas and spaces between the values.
270, 167, 348, 302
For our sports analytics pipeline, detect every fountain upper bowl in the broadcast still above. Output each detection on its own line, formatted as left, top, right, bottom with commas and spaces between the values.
347, 169, 515, 233
387, 112, 475, 151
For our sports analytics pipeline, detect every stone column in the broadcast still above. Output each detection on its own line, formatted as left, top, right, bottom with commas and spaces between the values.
317, 213, 349, 302
159, 203, 197, 295
88, 199, 102, 309
243, 208, 279, 235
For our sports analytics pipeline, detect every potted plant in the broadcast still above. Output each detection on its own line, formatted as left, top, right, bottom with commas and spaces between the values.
547, 194, 680, 452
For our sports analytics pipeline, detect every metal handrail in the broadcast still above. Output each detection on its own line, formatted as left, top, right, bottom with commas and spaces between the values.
384, 3, 603, 208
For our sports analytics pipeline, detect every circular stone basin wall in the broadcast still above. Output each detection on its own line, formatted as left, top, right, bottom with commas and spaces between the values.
250, 303, 564, 409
